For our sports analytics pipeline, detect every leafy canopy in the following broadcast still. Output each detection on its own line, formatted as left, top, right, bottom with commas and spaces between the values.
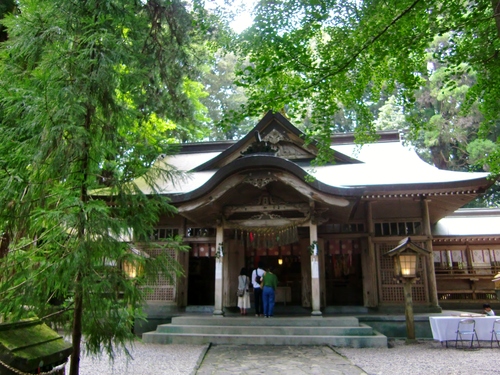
232, 0, 500, 170
0, 0, 220, 374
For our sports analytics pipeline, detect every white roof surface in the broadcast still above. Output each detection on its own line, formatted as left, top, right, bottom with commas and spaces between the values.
134, 140, 489, 195
311, 142, 489, 187
433, 210, 500, 236
164, 152, 221, 171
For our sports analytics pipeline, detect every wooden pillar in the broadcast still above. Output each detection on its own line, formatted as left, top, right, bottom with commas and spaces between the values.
403, 279, 416, 343
310, 221, 322, 316
300, 238, 311, 308
224, 239, 244, 307
176, 250, 189, 308
318, 238, 326, 309
213, 223, 224, 316
422, 198, 439, 307
176, 219, 188, 307
362, 201, 378, 307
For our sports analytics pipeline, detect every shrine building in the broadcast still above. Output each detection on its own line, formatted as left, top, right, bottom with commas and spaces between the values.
129, 111, 500, 322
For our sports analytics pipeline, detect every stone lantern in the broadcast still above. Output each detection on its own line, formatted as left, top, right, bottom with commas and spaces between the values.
386, 237, 431, 343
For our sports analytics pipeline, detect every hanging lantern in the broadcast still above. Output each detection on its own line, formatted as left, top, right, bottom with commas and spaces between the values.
386, 237, 430, 280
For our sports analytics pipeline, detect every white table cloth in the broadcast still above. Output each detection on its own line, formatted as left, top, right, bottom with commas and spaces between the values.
429, 316, 499, 343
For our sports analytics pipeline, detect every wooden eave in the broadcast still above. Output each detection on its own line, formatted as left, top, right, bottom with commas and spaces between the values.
177, 140, 235, 154
170, 155, 364, 226
433, 237, 500, 248
169, 155, 364, 204
330, 130, 401, 145
359, 177, 494, 224
359, 177, 492, 197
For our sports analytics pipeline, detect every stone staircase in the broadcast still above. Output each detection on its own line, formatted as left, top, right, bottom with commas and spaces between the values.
142, 315, 388, 348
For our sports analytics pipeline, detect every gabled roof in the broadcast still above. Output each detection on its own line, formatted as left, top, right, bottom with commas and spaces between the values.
133, 113, 492, 208
121, 113, 499, 226
193, 111, 360, 171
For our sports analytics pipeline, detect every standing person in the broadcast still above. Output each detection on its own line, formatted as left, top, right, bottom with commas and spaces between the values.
262, 266, 278, 318
237, 268, 250, 315
251, 261, 265, 317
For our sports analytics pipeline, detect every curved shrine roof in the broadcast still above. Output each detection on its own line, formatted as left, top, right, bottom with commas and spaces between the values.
135, 138, 490, 198
132, 112, 491, 202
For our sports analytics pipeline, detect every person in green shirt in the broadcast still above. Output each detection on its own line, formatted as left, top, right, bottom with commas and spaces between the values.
262, 266, 278, 317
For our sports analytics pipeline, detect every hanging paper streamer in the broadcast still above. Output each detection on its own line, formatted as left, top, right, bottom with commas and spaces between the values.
223, 212, 305, 249
239, 225, 299, 248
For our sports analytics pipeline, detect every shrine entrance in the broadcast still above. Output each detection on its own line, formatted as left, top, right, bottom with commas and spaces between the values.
324, 239, 364, 306
187, 242, 216, 306
183, 231, 365, 310
224, 213, 314, 307
245, 245, 304, 306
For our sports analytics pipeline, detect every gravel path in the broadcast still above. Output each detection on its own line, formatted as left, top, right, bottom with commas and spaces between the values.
78, 339, 500, 375
79, 343, 208, 375
336, 339, 500, 375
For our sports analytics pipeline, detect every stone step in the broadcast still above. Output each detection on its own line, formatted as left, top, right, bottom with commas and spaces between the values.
170, 315, 361, 327
142, 331, 388, 348
155, 323, 375, 336
142, 315, 388, 348
324, 306, 371, 314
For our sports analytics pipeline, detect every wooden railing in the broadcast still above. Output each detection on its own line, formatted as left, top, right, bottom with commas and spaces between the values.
438, 290, 497, 301
434, 263, 500, 277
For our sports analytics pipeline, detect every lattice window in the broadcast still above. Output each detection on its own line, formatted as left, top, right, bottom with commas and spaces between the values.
152, 228, 179, 240
374, 221, 422, 236
141, 248, 177, 302
321, 223, 365, 233
434, 247, 500, 275
494, 250, 500, 266
377, 243, 427, 303
185, 227, 216, 238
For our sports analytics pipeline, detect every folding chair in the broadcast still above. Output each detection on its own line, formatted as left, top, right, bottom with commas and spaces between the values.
491, 319, 500, 348
455, 319, 480, 349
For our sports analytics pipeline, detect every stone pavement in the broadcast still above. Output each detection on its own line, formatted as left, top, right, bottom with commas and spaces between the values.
195, 345, 366, 375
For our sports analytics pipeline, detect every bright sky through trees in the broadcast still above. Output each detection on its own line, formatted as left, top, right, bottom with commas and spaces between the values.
230, 6, 254, 33
210, 0, 256, 33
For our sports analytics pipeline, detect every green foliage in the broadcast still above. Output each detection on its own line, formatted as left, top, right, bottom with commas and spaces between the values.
0, 0, 215, 373
199, 52, 258, 140
467, 139, 498, 168
404, 32, 491, 172
230, 0, 500, 168
374, 95, 408, 131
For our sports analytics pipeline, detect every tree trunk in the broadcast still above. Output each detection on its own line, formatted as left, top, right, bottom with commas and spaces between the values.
69, 274, 83, 375
0, 230, 10, 258
493, 1, 500, 39
69, 101, 92, 375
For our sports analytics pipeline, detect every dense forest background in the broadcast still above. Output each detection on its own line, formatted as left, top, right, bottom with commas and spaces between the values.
2, 2, 500, 173
1, 1, 499, 374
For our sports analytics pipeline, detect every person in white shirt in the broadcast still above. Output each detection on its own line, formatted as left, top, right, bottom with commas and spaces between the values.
483, 303, 495, 316
251, 262, 265, 317
237, 267, 250, 315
